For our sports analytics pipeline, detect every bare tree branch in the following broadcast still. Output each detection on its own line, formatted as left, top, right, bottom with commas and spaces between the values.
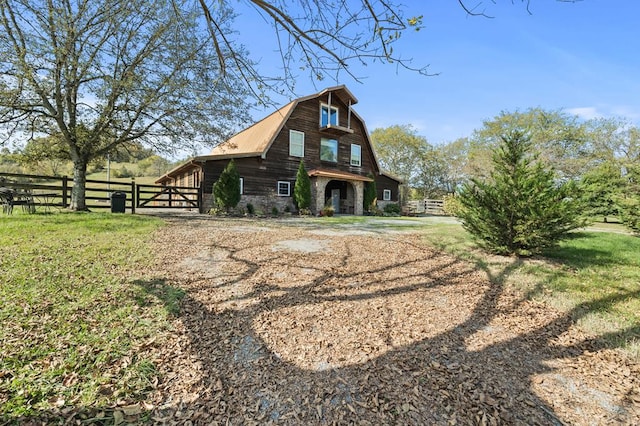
194, 0, 431, 99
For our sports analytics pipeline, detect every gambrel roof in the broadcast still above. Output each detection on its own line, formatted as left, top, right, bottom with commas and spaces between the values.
204, 85, 360, 160
206, 100, 297, 159
156, 85, 399, 184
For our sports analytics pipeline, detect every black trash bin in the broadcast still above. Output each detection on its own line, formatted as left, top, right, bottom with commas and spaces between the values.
110, 191, 126, 213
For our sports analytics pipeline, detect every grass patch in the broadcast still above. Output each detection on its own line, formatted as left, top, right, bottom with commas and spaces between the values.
0, 212, 182, 420
307, 215, 436, 230
420, 222, 640, 356
536, 232, 640, 354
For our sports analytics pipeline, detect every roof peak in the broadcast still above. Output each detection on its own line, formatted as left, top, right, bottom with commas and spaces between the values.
298, 85, 358, 106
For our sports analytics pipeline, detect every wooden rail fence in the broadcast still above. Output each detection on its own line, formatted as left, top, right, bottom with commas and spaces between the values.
0, 172, 201, 213
405, 199, 445, 215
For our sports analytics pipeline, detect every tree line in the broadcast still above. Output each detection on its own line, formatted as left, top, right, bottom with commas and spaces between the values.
0, 141, 175, 178
370, 108, 640, 246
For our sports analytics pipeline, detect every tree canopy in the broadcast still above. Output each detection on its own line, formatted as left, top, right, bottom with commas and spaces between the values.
194, 1, 577, 98
0, 0, 250, 209
370, 125, 431, 201
472, 108, 592, 180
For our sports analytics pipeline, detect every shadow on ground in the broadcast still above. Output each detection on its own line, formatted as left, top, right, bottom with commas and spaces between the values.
137, 216, 639, 425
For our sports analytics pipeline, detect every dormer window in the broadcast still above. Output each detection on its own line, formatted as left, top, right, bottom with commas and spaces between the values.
320, 103, 338, 127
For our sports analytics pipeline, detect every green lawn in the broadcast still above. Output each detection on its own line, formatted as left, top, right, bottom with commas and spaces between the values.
537, 232, 640, 351
0, 212, 181, 421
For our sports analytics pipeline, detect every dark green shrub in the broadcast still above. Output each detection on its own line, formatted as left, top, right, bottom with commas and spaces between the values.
213, 159, 241, 212
294, 160, 311, 210
383, 203, 401, 215
579, 162, 624, 222
363, 175, 377, 212
271, 206, 279, 216
458, 130, 584, 256
246, 203, 255, 215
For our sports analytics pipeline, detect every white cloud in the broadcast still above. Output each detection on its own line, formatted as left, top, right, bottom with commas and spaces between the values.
565, 107, 602, 120
565, 106, 640, 123
610, 106, 640, 121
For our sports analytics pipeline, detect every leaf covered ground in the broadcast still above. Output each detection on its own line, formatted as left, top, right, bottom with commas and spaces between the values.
141, 216, 640, 425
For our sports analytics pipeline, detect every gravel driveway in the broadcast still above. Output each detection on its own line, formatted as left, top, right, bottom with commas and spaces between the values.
144, 215, 639, 425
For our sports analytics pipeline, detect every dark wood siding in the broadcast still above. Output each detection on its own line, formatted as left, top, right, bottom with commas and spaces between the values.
201, 91, 398, 200
376, 175, 400, 202
271, 97, 379, 176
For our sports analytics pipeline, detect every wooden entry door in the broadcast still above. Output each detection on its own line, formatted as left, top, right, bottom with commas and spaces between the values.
331, 188, 340, 212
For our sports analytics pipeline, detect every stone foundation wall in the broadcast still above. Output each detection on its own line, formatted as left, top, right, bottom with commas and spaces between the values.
237, 195, 295, 215
202, 194, 295, 214
376, 200, 398, 211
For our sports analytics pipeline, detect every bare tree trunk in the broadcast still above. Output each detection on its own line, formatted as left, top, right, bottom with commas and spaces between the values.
70, 160, 89, 211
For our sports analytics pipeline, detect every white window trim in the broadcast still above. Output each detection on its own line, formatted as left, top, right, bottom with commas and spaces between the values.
350, 144, 361, 167
289, 129, 305, 157
320, 138, 338, 163
239, 177, 244, 195
320, 103, 339, 127
383, 189, 391, 201
277, 181, 291, 197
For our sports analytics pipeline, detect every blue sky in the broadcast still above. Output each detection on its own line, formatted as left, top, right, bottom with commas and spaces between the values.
230, 0, 640, 146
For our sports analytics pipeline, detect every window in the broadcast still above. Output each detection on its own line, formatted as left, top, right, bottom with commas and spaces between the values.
239, 177, 244, 195
383, 189, 391, 201
350, 144, 361, 167
320, 103, 338, 127
320, 138, 338, 162
277, 181, 290, 196
289, 130, 304, 157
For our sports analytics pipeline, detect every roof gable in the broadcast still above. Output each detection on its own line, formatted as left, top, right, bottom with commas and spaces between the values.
209, 85, 359, 159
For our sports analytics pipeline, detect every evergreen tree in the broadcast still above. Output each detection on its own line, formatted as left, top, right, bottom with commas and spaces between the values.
619, 165, 640, 233
458, 131, 584, 256
363, 175, 377, 212
579, 161, 625, 222
213, 160, 241, 212
294, 160, 311, 211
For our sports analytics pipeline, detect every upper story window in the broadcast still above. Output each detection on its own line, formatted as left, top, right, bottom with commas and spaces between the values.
320, 103, 338, 127
289, 130, 304, 157
320, 138, 338, 163
350, 144, 361, 167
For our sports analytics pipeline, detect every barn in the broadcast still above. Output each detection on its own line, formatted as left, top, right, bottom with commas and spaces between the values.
156, 85, 401, 214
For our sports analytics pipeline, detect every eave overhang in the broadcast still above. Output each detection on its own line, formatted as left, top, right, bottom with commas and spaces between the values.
308, 168, 373, 182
